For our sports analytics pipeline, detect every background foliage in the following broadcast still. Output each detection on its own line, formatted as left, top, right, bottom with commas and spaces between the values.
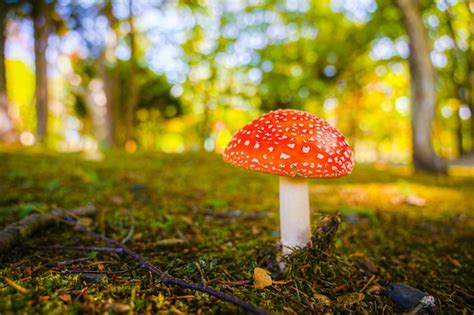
1, 0, 472, 164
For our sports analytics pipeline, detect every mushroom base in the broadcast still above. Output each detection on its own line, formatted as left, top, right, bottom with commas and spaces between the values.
279, 176, 312, 255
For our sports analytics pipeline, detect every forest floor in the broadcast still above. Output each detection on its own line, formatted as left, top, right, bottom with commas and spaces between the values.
0, 149, 473, 314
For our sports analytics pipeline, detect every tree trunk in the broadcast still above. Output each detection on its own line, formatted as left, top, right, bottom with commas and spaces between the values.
100, 0, 118, 147
0, 2, 14, 142
125, 0, 139, 145
32, 0, 49, 143
465, 0, 474, 152
445, 7, 465, 157
200, 102, 211, 148
98, 52, 116, 147
396, 0, 447, 174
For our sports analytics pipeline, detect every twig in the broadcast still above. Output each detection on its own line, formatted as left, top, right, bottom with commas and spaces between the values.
218, 280, 251, 287
34, 245, 124, 254
121, 217, 135, 244
4, 277, 28, 293
52, 211, 269, 315
360, 275, 376, 293
61, 263, 142, 275
44, 257, 95, 268
0, 205, 96, 254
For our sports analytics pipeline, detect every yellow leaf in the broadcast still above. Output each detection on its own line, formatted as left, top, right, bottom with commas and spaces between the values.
448, 256, 462, 267
336, 292, 365, 306
314, 293, 331, 306
282, 306, 298, 314
253, 267, 272, 289
170, 305, 184, 314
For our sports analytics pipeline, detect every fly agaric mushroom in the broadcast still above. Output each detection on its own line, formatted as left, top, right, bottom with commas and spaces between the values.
223, 109, 354, 255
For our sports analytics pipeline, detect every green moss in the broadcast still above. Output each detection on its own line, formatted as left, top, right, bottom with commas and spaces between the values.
0, 150, 473, 313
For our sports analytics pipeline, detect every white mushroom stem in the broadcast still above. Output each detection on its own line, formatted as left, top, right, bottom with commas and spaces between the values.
279, 176, 312, 255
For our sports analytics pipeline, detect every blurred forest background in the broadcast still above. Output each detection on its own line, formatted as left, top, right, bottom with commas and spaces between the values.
0, 0, 472, 173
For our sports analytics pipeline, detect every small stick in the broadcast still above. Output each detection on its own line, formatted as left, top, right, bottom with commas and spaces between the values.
35, 245, 124, 254
44, 257, 95, 268
360, 274, 376, 293
0, 205, 96, 254
61, 263, 142, 275
54, 212, 270, 315
121, 217, 135, 244
4, 277, 28, 293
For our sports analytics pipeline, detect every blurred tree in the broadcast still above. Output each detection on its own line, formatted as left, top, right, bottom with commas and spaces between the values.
470, 3, 474, 153
396, 0, 447, 173
31, 0, 49, 143
125, 0, 140, 147
59, 0, 119, 146
443, 1, 473, 155
101, 0, 119, 147
0, 1, 15, 142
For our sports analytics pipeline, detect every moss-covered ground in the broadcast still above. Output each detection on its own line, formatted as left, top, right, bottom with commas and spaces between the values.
0, 150, 473, 314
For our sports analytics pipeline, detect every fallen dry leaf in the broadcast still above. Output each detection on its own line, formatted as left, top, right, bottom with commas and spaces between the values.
336, 292, 365, 306
253, 267, 272, 289
59, 292, 71, 303
314, 293, 331, 306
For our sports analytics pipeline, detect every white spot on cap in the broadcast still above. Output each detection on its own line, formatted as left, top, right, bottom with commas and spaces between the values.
280, 153, 290, 159
302, 146, 310, 153
317, 153, 324, 159
268, 147, 274, 152
254, 143, 260, 149
244, 140, 250, 146
287, 143, 295, 149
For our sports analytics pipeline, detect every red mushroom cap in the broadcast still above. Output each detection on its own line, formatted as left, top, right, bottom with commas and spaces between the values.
223, 109, 354, 178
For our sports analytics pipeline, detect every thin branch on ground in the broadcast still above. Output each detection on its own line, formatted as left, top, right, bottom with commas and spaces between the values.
44, 256, 95, 268
33, 245, 124, 254
36, 210, 269, 315
121, 216, 135, 244
60, 263, 143, 275
0, 205, 96, 254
